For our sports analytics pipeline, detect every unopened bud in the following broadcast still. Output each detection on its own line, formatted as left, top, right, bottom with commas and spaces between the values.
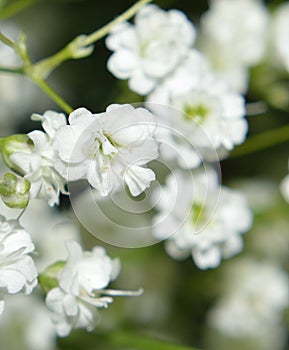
38, 261, 65, 294
0, 134, 33, 175
0, 173, 31, 208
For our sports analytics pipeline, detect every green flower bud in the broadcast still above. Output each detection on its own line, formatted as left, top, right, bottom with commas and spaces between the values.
0, 173, 31, 208
38, 261, 65, 294
0, 134, 33, 175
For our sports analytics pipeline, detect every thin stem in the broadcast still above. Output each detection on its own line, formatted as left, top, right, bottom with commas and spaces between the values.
84, 0, 153, 46
0, 66, 23, 74
33, 77, 73, 114
231, 124, 289, 158
0, 32, 14, 47
0, 0, 39, 20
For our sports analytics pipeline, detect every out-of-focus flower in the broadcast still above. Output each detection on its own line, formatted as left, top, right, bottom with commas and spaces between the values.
54, 105, 158, 197
148, 68, 247, 167
9, 111, 68, 206
152, 169, 252, 269
0, 216, 37, 315
208, 259, 289, 347
272, 2, 289, 72
0, 294, 57, 350
45, 241, 139, 337
106, 4, 196, 95
199, 0, 269, 93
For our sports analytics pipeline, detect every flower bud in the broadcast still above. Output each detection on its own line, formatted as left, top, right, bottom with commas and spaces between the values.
0, 173, 31, 208
38, 261, 65, 294
0, 134, 33, 175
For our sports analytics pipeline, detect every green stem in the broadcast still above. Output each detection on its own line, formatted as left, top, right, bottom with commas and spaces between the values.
0, 0, 39, 20
84, 0, 153, 46
104, 331, 199, 350
33, 77, 73, 114
33, 0, 152, 79
0, 66, 23, 74
231, 124, 289, 158
0, 32, 14, 47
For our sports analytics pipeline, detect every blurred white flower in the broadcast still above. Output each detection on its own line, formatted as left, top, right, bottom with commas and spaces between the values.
0, 294, 57, 350
0, 215, 37, 315
46, 241, 139, 337
199, 0, 269, 92
152, 169, 252, 269
10, 111, 68, 206
106, 4, 196, 95
272, 2, 289, 72
148, 68, 247, 167
208, 259, 289, 345
54, 104, 158, 197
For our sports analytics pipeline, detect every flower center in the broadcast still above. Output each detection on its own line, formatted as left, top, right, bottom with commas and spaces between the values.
190, 203, 207, 227
184, 103, 211, 124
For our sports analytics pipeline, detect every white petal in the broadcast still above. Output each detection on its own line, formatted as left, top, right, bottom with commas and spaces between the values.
107, 50, 138, 79
192, 245, 222, 270
124, 165, 155, 196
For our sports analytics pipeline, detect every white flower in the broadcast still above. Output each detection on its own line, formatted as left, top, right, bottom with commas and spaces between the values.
10, 111, 68, 206
272, 2, 289, 72
199, 0, 269, 92
208, 259, 289, 342
152, 169, 252, 269
54, 104, 158, 197
148, 66, 247, 167
0, 215, 38, 315
46, 241, 140, 337
106, 4, 196, 95
0, 294, 57, 350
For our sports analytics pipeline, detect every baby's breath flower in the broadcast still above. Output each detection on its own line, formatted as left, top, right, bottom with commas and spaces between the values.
106, 4, 196, 95
9, 111, 68, 206
199, 0, 269, 93
0, 216, 37, 315
54, 104, 158, 197
45, 241, 142, 337
152, 169, 252, 269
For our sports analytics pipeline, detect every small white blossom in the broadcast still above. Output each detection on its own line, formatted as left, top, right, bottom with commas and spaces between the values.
0, 215, 38, 315
152, 169, 252, 269
46, 241, 139, 337
272, 2, 289, 72
10, 111, 68, 206
106, 4, 196, 95
208, 259, 289, 343
148, 66, 247, 167
199, 0, 269, 92
54, 104, 158, 197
